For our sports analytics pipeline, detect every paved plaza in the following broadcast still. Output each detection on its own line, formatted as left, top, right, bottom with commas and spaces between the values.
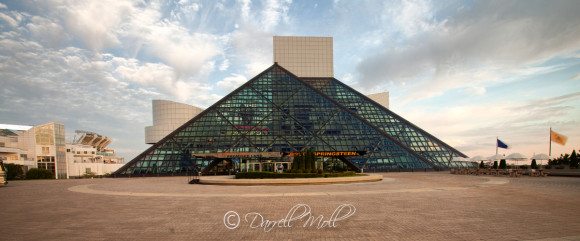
1, 172, 580, 240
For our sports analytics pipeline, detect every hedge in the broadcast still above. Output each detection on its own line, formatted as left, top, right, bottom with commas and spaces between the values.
4, 163, 24, 180
26, 168, 55, 179
235, 171, 358, 179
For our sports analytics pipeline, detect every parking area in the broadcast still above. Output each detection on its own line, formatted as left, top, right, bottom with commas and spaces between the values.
1, 172, 580, 240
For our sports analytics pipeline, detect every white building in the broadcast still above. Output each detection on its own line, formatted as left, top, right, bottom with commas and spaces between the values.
274, 36, 388, 108
65, 130, 125, 178
273, 36, 334, 78
0, 128, 35, 170
0, 122, 66, 178
0, 123, 124, 178
366, 91, 390, 109
145, 99, 204, 144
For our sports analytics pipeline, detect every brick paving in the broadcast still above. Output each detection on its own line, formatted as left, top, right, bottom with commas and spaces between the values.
1, 172, 580, 240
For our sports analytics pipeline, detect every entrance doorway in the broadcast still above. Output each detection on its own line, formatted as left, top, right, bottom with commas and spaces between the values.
262, 162, 274, 172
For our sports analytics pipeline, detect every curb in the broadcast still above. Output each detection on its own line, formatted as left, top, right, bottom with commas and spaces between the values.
197, 174, 383, 185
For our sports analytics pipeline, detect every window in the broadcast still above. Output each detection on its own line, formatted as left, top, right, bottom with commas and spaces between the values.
85, 168, 91, 174
42, 147, 49, 154
66, 149, 70, 152
91, 151, 95, 154
84, 151, 87, 154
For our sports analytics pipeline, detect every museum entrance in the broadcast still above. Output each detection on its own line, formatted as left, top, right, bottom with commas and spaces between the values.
240, 159, 291, 173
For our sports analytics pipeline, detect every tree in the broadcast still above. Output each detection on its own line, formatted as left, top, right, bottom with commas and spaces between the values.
493, 161, 498, 169
299, 152, 306, 171
570, 150, 579, 169
4, 163, 24, 180
292, 153, 301, 171
531, 159, 538, 169
479, 161, 485, 168
499, 159, 507, 169
310, 150, 316, 171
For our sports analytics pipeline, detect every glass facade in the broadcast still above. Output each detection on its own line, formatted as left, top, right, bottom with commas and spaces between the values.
114, 65, 473, 177
34, 123, 66, 179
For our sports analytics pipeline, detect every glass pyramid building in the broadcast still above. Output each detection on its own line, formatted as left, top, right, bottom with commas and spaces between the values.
113, 64, 473, 177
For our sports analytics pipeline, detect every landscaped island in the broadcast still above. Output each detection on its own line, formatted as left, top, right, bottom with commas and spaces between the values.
235, 150, 360, 179
235, 171, 359, 179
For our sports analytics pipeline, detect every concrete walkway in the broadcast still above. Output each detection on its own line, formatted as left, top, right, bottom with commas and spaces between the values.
1, 172, 580, 240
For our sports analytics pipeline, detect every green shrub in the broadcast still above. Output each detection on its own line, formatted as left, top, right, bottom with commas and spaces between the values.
309, 150, 316, 171
82, 172, 98, 178
493, 161, 498, 169
299, 154, 306, 170
479, 161, 485, 168
4, 163, 24, 180
531, 159, 538, 169
235, 171, 322, 179
26, 168, 55, 179
499, 160, 507, 169
556, 166, 565, 169
324, 171, 356, 178
570, 150, 578, 169
305, 169, 311, 174
235, 171, 358, 179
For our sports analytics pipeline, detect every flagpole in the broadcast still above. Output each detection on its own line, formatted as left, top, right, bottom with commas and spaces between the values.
549, 127, 552, 156
496, 136, 498, 155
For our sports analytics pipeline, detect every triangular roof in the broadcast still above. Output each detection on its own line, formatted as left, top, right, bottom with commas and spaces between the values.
114, 64, 470, 176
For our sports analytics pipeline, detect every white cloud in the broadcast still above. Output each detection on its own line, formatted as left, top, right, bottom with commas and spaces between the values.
216, 74, 248, 92
231, 26, 273, 77
59, 0, 136, 52
356, 1, 580, 102
261, 0, 292, 31
0, 12, 19, 27
240, 0, 251, 22
401, 92, 580, 158
219, 59, 230, 71
26, 16, 67, 48
386, 0, 437, 38
461, 86, 486, 96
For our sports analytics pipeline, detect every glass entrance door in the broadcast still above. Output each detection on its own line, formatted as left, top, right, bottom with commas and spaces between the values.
262, 162, 274, 172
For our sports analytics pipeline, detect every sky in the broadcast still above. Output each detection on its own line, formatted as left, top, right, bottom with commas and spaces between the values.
1, 0, 579, 163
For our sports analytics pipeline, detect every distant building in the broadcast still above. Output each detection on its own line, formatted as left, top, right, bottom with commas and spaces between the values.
366, 91, 389, 109
145, 100, 204, 144
273, 36, 334, 78
0, 123, 124, 179
0, 128, 35, 170
0, 122, 66, 178
65, 130, 125, 178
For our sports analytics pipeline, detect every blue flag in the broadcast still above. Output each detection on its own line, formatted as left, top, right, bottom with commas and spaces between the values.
497, 139, 509, 149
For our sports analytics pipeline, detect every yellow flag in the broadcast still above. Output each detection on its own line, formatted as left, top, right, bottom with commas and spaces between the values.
550, 130, 568, 146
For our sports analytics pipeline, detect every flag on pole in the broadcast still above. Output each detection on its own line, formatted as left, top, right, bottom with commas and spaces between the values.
550, 130, 568, 146
497, 139, 509, 149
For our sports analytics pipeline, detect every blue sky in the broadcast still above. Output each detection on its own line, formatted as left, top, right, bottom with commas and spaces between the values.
0, 0, 579, 162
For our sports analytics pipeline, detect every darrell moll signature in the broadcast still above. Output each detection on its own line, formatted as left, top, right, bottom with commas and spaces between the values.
223, 203, 356, 232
